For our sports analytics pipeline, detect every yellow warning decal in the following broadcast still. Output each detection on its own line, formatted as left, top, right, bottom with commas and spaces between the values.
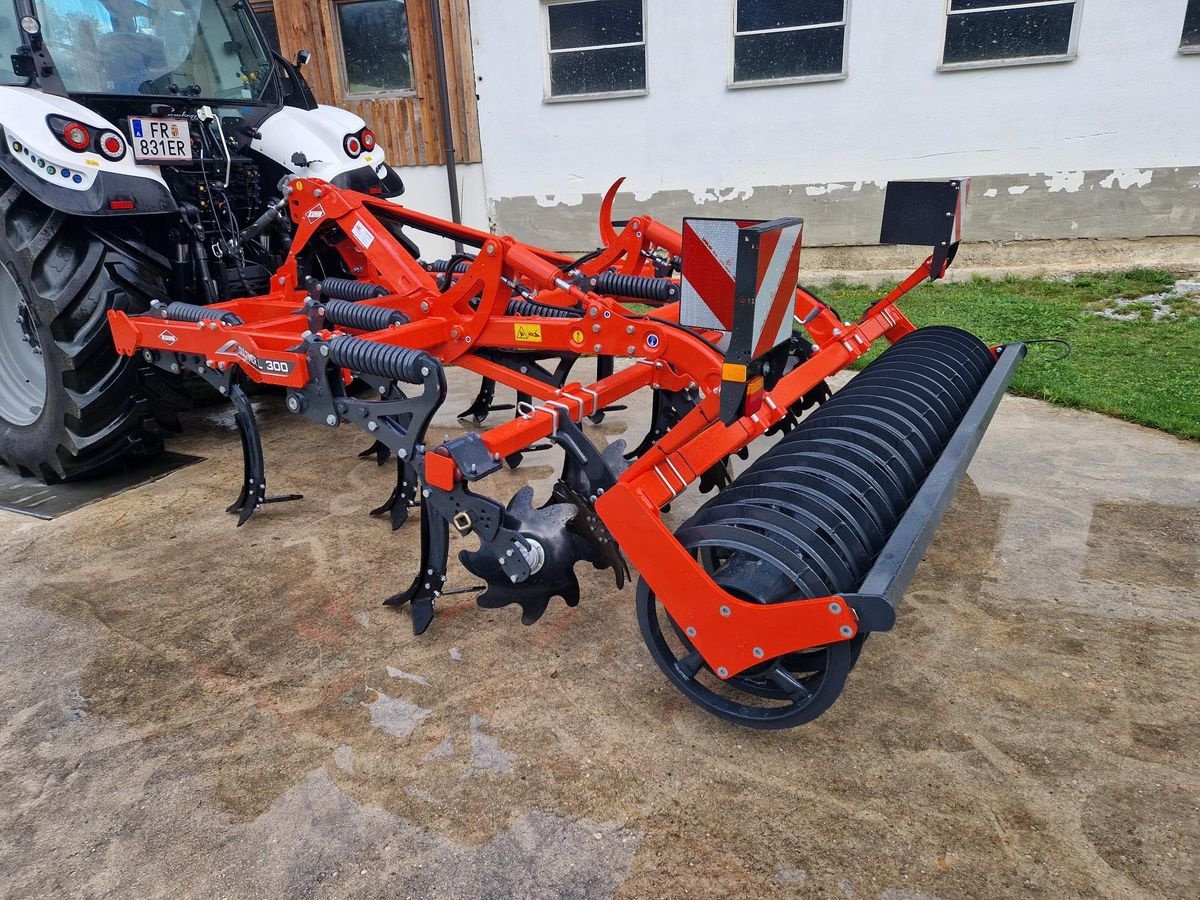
515, 323, 543, 343
571, 329, 585, 345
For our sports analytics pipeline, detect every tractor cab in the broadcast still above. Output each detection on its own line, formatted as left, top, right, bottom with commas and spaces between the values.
2, 0, 299, 110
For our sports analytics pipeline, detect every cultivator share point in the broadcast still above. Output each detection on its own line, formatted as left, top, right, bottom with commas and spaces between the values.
109, 176, 1026, 729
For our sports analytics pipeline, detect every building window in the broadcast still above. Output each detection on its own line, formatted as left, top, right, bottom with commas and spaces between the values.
335, 0, 414, 96
1183, 0, 1200, 52
731, 0, 849, 86
941, 0, 1082, 70
251, 2, 280, 54
544, 0, 647, 100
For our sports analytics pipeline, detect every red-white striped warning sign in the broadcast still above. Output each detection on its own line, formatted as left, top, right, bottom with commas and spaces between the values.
680, 217, 803, 360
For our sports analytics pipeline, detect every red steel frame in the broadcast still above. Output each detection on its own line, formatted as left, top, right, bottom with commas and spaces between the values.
109, 177, 943, 680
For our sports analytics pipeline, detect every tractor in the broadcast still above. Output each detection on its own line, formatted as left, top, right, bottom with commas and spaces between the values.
0, 0, 400, 480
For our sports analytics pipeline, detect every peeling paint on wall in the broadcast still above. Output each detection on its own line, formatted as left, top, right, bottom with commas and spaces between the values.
1099, 169, 1154, 190
1045, 171, 1087, 193
492, 166, 1200, 251
534, 194, 584, 209
689, 186, 755, 205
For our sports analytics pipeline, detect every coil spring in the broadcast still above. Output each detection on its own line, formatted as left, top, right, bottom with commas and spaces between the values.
594, 271, 679, 303
326, 335, 438, 385
159, 301, 243, 327
506, 298, 582, 319
321, 298, 408, 332
426, 259, 472, 274
320, 277, 388, 302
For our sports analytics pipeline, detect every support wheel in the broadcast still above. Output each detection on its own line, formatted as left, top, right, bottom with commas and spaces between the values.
637, 578, 853, 729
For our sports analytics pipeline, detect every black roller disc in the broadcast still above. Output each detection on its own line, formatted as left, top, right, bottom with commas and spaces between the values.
677, 523, 834, 602
889, 330, 993, 385
836, 371, 961, 436
763, 438, 910, 514
882, 337, 991, 386
637, 577, 854, 730
789, 408, 931, 484
804, 400, 939, 470
746, 446, 906, 524
726, 469, 890, 550
688, 504, 857, 592
824, 386, 952, 450
894, 324, 992, 364
725, 473, 887, 561
787, 424, 923, 497
831, 382, 956, 449
702, 483, 875, 577
740, 457, 900, 535
856, 351, 980, 413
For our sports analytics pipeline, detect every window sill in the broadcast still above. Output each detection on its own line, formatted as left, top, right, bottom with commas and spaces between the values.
727, 72, 847, 90
938, 52, 1076, 73
342, 88, 418, 102
1180, 44, 1200, 55
543, 88, 648, 104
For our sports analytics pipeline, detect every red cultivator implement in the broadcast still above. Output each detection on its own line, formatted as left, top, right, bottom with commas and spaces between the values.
109, 176, 1025, 729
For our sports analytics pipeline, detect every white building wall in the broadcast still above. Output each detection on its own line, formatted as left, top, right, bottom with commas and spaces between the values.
389, 163, 490, 259
469, 0, 1200, 249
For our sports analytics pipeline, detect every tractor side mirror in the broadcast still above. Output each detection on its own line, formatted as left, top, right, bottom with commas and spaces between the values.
294, 50, 312, 69
10, 52, 35, 78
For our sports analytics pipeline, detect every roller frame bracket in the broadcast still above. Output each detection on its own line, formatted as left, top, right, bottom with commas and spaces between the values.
842, 342, 1027, 632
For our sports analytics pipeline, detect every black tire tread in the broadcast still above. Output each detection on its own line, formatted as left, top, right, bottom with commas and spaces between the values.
0, 177, 191, 481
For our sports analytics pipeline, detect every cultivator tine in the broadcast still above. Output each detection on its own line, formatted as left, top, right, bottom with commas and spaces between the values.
457, 378, 515, 424
625, 388, 699, 461
226, 384, 264, 525
225, 384, 302, 526
358, 440, 392, 466
384, 499, 450, 636
370, 459, 420, 530
697, 457, 735, 494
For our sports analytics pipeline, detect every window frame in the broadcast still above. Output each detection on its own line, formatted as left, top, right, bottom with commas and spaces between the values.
1182, 0, 1200, 54
331, 0, 418, 101
727, 0, 851, 89
938, 0, 1084, 73
250, 1, 281, 55
541, 0, 649, 103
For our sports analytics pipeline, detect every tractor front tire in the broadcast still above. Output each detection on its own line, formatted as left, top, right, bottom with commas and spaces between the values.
0, 180, 187, 482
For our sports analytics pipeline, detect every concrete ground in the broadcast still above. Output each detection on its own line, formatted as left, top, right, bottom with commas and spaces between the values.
0, 370, 1196, 900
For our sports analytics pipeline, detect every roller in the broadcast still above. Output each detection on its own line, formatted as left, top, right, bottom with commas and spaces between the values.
639, 326, 1001, 729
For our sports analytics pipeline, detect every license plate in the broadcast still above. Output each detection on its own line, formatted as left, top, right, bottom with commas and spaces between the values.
129, 117, 192, 163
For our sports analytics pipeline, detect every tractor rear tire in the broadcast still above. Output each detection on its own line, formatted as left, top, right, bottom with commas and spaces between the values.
0, 179, 189, 482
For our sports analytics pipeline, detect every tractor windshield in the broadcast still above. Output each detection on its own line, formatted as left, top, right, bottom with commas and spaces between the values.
33, 0, 274, 100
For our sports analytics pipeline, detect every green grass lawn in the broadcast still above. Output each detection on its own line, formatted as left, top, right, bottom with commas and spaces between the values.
815, 269, 1200, 440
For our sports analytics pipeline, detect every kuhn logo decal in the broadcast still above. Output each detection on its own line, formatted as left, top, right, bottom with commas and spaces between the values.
305, 204, 326, 225
159, 329, 178, 345
216, 340, 293, 376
